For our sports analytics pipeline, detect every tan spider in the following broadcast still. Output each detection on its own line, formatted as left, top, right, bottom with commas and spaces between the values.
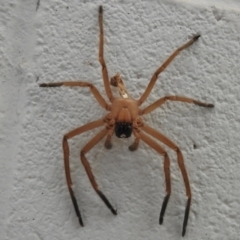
40, 6, 214, 236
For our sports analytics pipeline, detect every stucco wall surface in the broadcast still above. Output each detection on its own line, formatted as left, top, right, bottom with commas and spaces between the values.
1, 1, 240, 240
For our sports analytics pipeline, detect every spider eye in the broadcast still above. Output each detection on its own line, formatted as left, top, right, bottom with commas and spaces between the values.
115, 122, 132, 138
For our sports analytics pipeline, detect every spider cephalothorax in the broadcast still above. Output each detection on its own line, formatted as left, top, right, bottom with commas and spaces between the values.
40, 6, 214, 237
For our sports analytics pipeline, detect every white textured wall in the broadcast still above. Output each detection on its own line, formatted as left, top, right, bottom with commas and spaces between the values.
1, 1, 240, 239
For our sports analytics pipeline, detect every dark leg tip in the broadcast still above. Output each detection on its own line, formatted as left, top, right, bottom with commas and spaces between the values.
194, 101, 215, 108
182, 198, 191, 237
208, 103, 214, 108
104, 141, 112, 149
111, 208, 118, 215
193, 35, 201, 41
69, 188, 84, 227
182, 229, 186, 237
96, 190, 117, 216
39, 82, 63, 87
128, 145, 137, 151
79, 218, 84, 227
99, 5, 103, 13
159, 194, 170, 225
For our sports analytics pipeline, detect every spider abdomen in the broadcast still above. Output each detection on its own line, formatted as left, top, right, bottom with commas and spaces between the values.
115, 122, 132, 138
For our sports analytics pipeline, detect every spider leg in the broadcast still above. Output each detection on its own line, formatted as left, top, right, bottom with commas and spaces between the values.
98, 6, 114, 102
104, 128, 114, 149
138, 35, 201, 106
63, 118, 106, 226
140, 95, 214, 115
39, 81, 110, 110
81, 128, 117, 216
128, 137, 140, 151
141, 124, 191, 237
128, 130, 140, 151
137, 131, 171, 227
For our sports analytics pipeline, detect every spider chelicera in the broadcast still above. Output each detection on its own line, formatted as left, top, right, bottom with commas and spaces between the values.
40, 5, 214, 237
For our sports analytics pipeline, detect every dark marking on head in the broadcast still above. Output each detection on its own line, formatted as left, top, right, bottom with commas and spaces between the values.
115, 122, 132, 138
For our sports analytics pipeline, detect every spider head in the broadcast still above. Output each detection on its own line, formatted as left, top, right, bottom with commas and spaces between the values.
115, 122, 132, 138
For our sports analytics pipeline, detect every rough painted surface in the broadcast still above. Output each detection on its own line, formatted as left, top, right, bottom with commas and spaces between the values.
1, 1, 240, 239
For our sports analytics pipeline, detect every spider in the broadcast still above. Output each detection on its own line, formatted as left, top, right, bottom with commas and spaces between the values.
40, 6, 214, 237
